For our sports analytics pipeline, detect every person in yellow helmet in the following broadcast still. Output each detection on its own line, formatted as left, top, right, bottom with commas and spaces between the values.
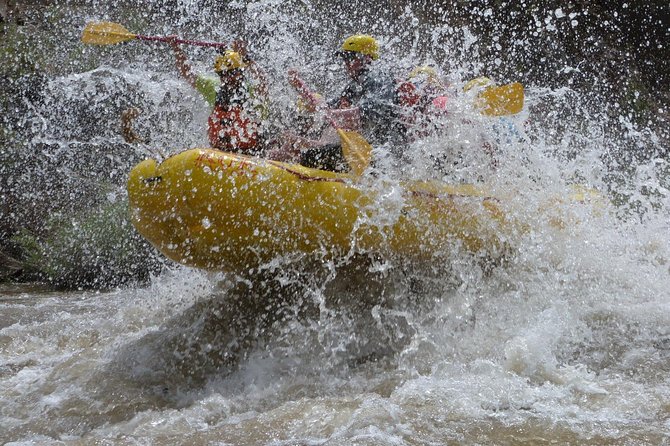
273, 34, 407, 170
169, 39, 269, 156
329, 34, 404, 149
396, 65, 453, 141
398, 65, 448, 110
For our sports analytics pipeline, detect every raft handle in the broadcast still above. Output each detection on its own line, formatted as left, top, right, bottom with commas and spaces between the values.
143, 176, 162, 184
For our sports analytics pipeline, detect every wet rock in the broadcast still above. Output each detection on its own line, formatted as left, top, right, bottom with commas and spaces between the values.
0, 250, 22, 279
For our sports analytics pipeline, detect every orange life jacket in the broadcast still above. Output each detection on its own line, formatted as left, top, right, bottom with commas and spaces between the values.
207, 104, 260, 154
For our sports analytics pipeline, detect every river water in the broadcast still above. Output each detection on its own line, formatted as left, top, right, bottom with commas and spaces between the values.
3, 204, 670, 444
2, 1, 670, 444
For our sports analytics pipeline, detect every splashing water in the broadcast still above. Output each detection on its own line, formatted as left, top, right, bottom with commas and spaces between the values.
1, 1, 669, 444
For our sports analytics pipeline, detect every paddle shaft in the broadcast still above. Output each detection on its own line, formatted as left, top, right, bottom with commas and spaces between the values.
134, 34, 227, 48
288, 71, 322, 110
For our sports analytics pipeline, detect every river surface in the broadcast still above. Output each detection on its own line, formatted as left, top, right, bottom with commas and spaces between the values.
3, 201, 670, 444
2, 1, 670, 444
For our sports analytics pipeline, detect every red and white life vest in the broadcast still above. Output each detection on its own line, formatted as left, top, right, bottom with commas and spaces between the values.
207, 104, 260, 154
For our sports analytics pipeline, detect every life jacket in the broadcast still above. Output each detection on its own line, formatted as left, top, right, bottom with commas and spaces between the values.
207, 83, 260, 154
397, 81, 421, 107
397, 80, 447, 111
396, 80, 449, 140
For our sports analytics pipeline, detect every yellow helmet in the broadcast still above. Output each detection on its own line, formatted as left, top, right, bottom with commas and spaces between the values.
214, 50, 248, 73
409, 65, 442, 87
463, 76, 493, 92
341, 34, 379, 60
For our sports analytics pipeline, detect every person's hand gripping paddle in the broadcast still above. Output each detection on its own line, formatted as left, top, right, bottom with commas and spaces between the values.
288, 70, 372, 176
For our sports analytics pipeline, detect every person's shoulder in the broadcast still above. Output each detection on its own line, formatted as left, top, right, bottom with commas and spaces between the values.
196, 75, 219, 89
194, 75, 219, 106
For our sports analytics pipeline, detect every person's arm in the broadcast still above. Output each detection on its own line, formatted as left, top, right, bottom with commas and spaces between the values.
328, 82, 359, 109
288, 68, 325, 111
327, 107, 361, 131
169, 39, 198, 89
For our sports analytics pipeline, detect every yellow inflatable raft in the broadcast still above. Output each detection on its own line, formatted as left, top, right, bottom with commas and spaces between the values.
126, 148, 532, 272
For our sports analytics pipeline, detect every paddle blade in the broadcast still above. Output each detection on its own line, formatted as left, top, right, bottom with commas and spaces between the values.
338, 129, 372, 176
81, 22, 137, 45
477, 82, 524, 116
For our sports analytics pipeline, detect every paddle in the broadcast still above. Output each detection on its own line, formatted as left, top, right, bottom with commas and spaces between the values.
476, 82, 525, 116
81, 21, 228, 48
288, 70, 372, 176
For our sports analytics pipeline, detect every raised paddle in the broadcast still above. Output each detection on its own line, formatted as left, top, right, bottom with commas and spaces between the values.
288, 70, 372, 176
81, 21, 228, 48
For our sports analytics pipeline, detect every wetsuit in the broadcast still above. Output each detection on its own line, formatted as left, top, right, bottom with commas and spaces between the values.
330, 65, 404, 147
300, 66, 405, 171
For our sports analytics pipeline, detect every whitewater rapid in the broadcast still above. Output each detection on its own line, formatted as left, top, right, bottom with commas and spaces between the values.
2, 186, 670, 444
3, 1, 670, 443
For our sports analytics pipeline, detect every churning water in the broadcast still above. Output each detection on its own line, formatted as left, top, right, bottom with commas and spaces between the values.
2, 1, 669, 444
